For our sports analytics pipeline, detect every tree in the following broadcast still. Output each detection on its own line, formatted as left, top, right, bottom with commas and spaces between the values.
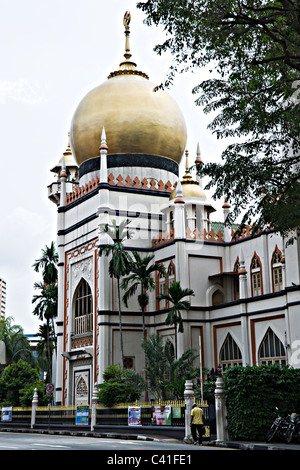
32, 242, 58, 383
99, 219, 133, 368
137, 0, 300, 238
0, 316, 36, 367
157, 281, 194, 359
32, 282, 57, 383
121, 251, 165, 341
97, 364, 145, 407
142, 334, 198, 399
36, 323, 55, 379
0, 359, 40, 406
33, 241, 58, 285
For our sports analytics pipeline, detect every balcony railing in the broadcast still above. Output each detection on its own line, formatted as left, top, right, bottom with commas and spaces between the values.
75, 313, 93, 335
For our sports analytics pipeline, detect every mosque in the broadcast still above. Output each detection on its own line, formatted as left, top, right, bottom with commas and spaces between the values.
48, 12, 300, 406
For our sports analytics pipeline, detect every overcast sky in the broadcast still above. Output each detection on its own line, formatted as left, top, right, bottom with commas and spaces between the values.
0, 0, 225, 333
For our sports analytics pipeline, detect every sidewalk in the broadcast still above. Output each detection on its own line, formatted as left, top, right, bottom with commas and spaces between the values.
209, 439, 300, 451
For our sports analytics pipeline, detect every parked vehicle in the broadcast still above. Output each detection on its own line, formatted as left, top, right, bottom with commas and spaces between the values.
266, 407, 290, 443
283, 413, 300, 444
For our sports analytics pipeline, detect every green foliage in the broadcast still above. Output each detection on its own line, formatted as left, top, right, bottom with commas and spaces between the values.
19, 382, 49, 407
137, 0, 300, 237
121, 251, 165, 340
32, 241, 58, 384
0, 316, 36, 366
142, 334, 198, 400
97, 364, 145, 407
0, 360, 41, 406
98, 219, 133, 368
157, 281, 194, 358
223, 365, 300, 441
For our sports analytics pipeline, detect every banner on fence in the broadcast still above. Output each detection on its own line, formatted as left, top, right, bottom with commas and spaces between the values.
128, 406, 141, 426
1, 407, 12, 422
154, 405, 171, 425
75, 406, 89, 425
172, 406, 181, 419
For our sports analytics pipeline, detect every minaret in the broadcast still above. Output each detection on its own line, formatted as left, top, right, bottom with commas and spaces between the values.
222, 199, 232, 243
174, 177, 188, 359
238, 248, 248, 299
59, 156, 67, 208
99, 127, 108, 183
194, 142, 203, 186
55, 155, 67, 405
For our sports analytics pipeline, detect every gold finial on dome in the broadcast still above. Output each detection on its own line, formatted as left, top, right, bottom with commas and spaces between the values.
169, 149, 206, 200
182, 150, 193, 182
108, 12, 149, 79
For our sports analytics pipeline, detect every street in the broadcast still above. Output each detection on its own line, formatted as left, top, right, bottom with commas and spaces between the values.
0, 431, 230, 452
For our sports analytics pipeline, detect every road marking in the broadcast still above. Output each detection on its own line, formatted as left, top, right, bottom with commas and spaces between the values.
0, 445, 18, 449
33, 443, 71, 448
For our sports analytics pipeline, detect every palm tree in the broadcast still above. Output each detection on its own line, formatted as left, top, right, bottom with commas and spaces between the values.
36, 323, 55, 381
32, 281, 58, 383
0, 316, 36, 366
158, 281, 195, 359
32, 242, 58, 382
121, 251, 165, 341
33, 241, 58, 285
98, 219, 133, 368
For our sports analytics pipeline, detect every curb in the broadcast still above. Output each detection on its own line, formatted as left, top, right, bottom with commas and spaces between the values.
0, 427, 161, 442
212, 440, 300, 451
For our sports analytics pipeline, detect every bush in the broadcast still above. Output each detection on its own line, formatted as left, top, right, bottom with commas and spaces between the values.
223, 364, 300, 441
98, 364, 145, 407
0, 360, 41, 406
19, 382, 50, 407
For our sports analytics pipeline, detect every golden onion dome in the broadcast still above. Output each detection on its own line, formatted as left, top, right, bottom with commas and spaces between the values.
169, 150, 206, 200
69, 12, 187, 167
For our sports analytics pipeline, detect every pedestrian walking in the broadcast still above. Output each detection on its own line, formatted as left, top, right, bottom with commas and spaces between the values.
190, 403, 204, 445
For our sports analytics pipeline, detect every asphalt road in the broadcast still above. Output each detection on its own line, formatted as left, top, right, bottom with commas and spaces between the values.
0, 431, 230, 452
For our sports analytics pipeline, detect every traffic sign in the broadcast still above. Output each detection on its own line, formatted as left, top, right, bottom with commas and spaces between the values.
46, 383, 54, 394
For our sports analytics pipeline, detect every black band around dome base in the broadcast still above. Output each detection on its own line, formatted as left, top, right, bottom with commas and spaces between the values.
79, 154, 179, 179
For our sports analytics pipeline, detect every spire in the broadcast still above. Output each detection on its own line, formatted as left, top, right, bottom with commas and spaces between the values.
195, 142, 203, 164
62, 132, 72, 159
181, 149, 200, 187
100, 126, 108, 183
174, 178, 185, 204
108, 12, 149, 79
183, 150, 192, 182
59, 155, 67, 180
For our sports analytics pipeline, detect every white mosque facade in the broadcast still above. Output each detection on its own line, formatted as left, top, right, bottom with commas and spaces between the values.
48, 14, 300, 406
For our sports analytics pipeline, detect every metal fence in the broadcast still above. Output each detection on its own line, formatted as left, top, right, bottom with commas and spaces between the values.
0, 400, 211, 437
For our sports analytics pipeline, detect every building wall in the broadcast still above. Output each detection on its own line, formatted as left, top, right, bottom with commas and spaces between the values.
53, 168, 300, 405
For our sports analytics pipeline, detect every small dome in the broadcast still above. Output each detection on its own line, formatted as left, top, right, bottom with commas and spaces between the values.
169, 150, 206, 200
169, 179, 206, 200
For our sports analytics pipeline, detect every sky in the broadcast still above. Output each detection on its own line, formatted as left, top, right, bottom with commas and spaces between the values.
0, 0, 226, 333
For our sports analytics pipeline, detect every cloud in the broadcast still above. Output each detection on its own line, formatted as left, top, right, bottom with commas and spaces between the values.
0, 79, 47, 105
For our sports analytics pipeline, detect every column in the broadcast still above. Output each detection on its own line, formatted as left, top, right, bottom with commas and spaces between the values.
215, 377, 228, 442
184, 380, 195, 444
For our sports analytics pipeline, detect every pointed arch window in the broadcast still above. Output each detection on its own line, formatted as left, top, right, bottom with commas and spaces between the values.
74, 279, 93, 335
156, 261, 176, 310
167, 261, 176, 288
258, 328, 286, 366
166, 261, 176, 308
272, 247, 283, 292
220, 333, 242, 372
234, 258, 240, 300
251, 253, 263, 297
156, 267, 167, 310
